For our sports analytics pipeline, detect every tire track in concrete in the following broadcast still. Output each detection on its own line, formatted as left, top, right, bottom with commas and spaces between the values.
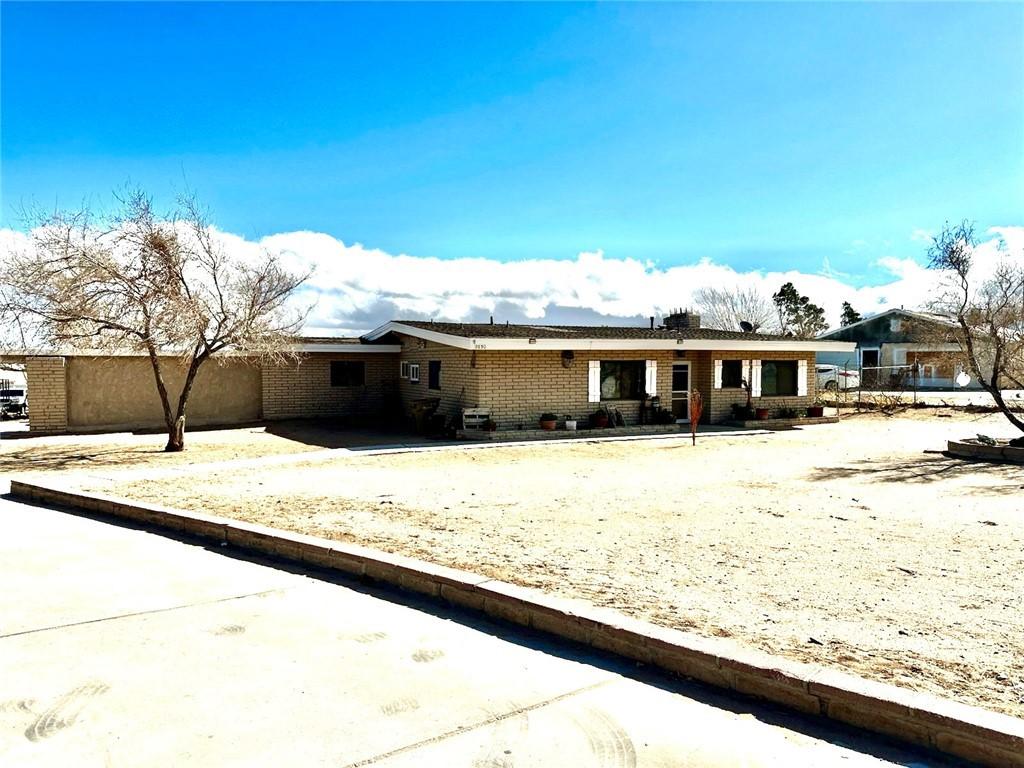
24, 682, 109, 742
568, 706, 637, 768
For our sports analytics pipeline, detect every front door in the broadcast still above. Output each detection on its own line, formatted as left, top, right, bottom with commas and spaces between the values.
861, 348, 880, 387
671, 362, 690, 422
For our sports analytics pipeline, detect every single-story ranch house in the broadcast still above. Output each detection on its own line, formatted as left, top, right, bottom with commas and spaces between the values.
8, 312, 854, 434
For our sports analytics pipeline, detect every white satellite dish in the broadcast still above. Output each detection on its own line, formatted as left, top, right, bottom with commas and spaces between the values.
956, 371, 971, 388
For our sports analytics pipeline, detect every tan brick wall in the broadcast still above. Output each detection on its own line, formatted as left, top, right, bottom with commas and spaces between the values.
263, 352, 399, 421
707, 351, 818, 423
473, 349, 680, 429
25, 356, 68, 433
395, 338, 478, 424
390, 342, 817, 429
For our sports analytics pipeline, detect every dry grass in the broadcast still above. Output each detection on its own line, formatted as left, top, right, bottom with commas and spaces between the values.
68, 410, 1024, 718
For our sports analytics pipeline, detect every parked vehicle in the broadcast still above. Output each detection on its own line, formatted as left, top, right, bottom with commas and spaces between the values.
0, 388, 27, 418
816, 365, 860, 391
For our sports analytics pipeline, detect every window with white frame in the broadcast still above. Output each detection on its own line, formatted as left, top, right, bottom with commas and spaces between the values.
890, 317, 902, 332
400, 360, 410, 379
409, 363, 420, 383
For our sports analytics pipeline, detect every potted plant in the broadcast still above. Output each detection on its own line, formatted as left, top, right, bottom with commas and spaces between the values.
807, 402, 825, 418
564, 415, 577, 431
483, 418, 498, 432
539, 412, 558, 430
590, 407, 610, 429
778, 406, 798, 419
755, 407, 770, 420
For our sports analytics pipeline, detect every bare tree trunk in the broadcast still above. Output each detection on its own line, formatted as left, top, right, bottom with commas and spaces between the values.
166, 348, 208, 452
958, 319, 1024, 433
142, 343, 182, 451
168, 416, 185, 452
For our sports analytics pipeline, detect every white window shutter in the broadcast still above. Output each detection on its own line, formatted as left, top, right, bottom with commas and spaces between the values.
713, 360, 723, 389
797, 359, 808, 396
645, 360, 657, 396
588, 360, 601, 403
751, 360, 762, 397
742, 359, 751, 388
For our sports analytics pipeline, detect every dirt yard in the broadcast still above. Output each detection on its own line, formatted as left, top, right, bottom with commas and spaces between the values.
0, 421, 407, 481
47, 412, 1024, 716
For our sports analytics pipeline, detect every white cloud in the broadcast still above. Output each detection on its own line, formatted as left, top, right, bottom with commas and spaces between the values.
4, 225, 1021, 337
217, 229, 981, 335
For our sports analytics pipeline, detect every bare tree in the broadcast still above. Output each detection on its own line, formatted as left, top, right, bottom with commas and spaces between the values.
0, 189, 311, 450
694, 285, 780, 332
927, 220, 1024, 434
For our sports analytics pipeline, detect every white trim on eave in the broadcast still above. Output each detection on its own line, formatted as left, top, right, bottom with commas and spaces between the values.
364, 321, 476, 350
1, 344, 402, 359
292, 344, 401, 354
679, 339, 856, 352
363, 322, 855, 353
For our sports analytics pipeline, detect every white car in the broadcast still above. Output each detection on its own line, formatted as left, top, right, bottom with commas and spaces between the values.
816, 365, 860, 391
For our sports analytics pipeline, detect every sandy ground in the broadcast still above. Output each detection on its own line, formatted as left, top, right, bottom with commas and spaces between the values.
0, 426, 315, 480
65, 410, 1024, 719
0, 421, 418, 480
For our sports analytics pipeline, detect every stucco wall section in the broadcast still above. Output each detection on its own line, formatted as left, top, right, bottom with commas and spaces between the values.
25, 356, 68, 433
65, 356, 262, 431
707, 351, 818, 423
262, 352, 399, 421
394, 337, 478, 424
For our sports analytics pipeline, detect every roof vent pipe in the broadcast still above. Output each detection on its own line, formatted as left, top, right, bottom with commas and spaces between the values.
649, 316, 655, 330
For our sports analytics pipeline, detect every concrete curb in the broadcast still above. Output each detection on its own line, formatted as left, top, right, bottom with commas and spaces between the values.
9, 478, 1023, 767
948, 439, 1024, 465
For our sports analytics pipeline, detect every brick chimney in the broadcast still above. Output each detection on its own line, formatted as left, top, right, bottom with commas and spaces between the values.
662, 309, 701, 330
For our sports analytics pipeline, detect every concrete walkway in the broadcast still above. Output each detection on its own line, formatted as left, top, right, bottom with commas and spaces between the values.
0, 496, 954, 767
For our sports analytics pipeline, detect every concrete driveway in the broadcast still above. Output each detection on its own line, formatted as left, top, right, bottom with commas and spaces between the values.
0, 495, 956, 767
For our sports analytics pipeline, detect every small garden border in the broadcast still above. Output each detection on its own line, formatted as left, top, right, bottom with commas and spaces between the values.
947, 439, 1024, 465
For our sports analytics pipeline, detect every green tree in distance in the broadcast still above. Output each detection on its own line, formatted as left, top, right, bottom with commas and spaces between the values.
840, 301, 862, 327
772, 282, 828, 338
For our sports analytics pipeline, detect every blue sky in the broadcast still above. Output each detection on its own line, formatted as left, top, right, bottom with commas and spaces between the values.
2, 2, 1022, 294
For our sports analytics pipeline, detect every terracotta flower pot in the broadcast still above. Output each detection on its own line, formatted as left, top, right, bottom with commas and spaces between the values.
755, 408, 770, 420
807, 406, 824, 418
592, 414, 609, 429
539, 419, 557, 431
